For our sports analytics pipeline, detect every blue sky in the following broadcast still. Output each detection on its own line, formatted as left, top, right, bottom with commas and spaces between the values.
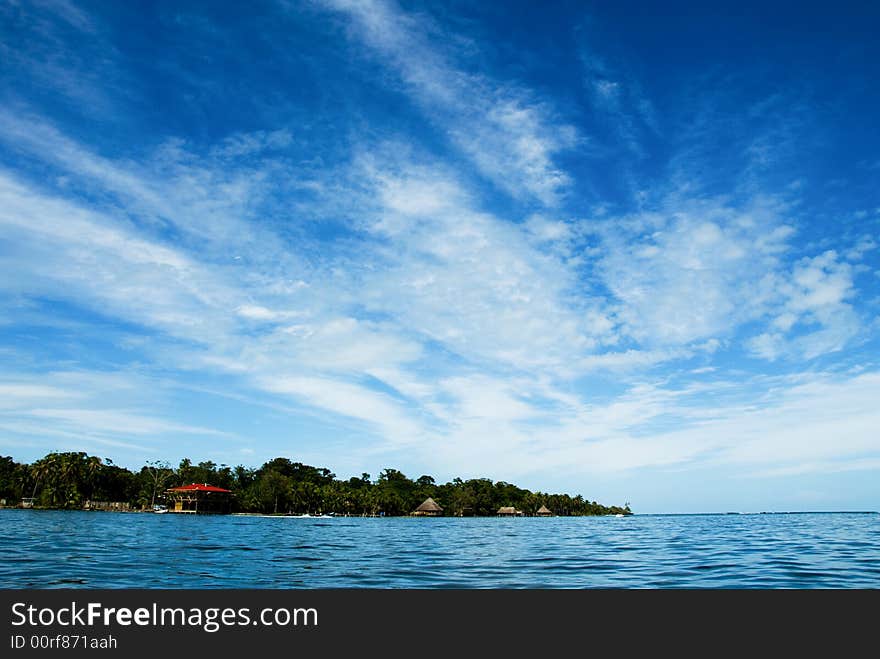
1, 0, 878, 513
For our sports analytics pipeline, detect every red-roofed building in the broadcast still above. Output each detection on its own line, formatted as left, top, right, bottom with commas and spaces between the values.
165, 483, 233, 514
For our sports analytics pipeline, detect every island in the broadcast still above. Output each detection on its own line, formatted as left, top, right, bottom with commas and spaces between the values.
0, 452, 632, 517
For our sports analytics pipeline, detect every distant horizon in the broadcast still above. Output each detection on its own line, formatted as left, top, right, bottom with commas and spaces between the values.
639, 510, 880, 516
1, 1, 878, 514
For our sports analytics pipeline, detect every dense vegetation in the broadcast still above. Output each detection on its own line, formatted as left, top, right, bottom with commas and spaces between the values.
0, 452, 631, 516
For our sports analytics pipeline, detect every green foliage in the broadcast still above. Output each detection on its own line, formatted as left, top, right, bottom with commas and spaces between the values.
136, 461, 175, 507
4, 451, 633, 515
0, 455, 30, 502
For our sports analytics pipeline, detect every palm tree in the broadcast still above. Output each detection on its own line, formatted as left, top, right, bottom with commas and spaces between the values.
84, 455, 103, 500
57, 453, 87, 507
30, 453, 60, 506
144, 461, 173, 508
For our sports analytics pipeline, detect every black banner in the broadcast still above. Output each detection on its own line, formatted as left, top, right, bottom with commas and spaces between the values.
1, 589, 875, 654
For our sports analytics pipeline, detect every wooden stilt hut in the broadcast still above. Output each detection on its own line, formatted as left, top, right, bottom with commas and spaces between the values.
497, 506, 523, 516
412, 497, 443, 516
536, 505, 553, 516
165, 483, 233, 514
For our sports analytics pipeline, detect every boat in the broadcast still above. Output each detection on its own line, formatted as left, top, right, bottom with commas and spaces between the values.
152, 504, 168, 514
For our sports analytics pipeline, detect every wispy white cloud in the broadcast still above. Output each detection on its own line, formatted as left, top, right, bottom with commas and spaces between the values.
747, 250, 859, 360
210, 129, 294, 159
845, 234, 877, 261
0, 171, 241, 344
30, 0, 97, 33
0, 1, 120, 115
593, 195, 796, 347
260, 374, 424, 444
319, 0, 575, 205
348, 155, 613, 373
417, 370, 880, 483
577, 348, 695, 372
24, 408, 228, 438
0, 383, 83, 405
578, 45, 658, 158
0, 371, 228, 457
0, 111, 299, 268
583, 188, 868, 364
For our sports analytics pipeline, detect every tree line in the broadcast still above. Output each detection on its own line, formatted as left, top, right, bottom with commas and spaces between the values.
0, 452, 632, 516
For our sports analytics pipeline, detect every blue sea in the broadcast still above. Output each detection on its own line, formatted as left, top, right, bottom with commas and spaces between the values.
1, 510, 877, 588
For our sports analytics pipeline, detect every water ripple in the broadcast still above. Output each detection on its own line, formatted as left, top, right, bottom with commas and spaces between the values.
0, 510, 877, 588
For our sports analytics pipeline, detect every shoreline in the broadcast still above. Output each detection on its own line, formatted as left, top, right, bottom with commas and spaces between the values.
2, 506, 877, 516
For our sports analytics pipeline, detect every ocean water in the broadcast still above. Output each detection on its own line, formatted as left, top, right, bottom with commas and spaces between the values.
1, 510, 877, 588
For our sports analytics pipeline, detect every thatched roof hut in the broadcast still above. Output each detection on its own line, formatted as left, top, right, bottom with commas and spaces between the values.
497, 506, 523, 516
536, 505, 553, 516
412, 497, 443, 516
